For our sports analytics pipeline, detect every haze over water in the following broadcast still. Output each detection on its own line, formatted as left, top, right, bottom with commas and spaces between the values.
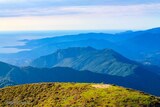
0, 30, 123, 53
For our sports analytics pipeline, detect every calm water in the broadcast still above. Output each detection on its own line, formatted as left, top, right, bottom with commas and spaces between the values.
0, 30, 123, 53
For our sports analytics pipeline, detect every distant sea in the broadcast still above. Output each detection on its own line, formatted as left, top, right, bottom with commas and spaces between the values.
0, 30, 124, 53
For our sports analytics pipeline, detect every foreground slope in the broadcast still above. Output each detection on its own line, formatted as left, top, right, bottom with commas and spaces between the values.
0, 83, 160, 107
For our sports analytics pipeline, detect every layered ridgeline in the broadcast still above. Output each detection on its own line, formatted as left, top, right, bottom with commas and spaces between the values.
0, 61, 116, 88
0, 83, 160, 107
0, 59, 160, 96
1, 27, 160, 67
31, 47, 160, 77
31, 47, 136, 76
0, 61, 131, 89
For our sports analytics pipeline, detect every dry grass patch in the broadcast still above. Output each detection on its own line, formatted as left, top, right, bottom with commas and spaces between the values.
92, 84, 111, 88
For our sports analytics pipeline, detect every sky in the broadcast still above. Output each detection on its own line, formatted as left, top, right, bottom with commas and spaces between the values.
0, 0, 160, 31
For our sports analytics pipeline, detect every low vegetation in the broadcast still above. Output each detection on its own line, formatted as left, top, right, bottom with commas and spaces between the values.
0, 83, 160, 107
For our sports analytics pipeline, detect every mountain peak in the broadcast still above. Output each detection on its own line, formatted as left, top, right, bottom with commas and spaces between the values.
31, 47, 140, 77
57, 47, 96, 52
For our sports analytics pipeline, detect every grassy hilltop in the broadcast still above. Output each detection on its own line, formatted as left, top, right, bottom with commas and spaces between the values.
0, 83, 160, 107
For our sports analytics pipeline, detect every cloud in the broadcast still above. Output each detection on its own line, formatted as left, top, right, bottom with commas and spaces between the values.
1, 0, 160, 8
0, 0, 160, 30
0, 3, 160, 17
0, 0, 160, 17
0, 0, 160, 4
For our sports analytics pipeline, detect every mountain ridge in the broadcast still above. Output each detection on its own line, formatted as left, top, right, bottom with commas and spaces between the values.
31, 47, 150, 77
0, 60, 160, 96
1, 27, 160, 67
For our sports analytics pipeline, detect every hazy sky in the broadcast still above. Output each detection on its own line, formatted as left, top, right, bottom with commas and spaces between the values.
0, 0, 160, 31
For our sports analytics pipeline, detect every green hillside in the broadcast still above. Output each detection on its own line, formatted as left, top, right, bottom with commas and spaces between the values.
0, 83, 160, 107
